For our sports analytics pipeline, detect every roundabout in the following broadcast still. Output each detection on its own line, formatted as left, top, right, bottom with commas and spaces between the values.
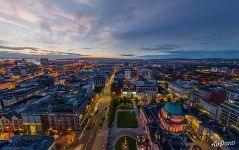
115, 136, 136, 150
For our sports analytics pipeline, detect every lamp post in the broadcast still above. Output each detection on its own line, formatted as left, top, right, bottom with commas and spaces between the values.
122, 137, 129, 150
6, 122, 12, 139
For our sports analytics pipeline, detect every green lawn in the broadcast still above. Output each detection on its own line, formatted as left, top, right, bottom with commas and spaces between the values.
115, 136, 136, 150
117, 103, 134, 109
117, 111, 138, 128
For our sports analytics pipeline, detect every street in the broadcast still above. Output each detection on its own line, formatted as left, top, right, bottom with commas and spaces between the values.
70, 71, 115, 150
186, 128, 211, 150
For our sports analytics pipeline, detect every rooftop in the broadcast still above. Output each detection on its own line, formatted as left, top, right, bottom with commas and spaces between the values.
21, 93, 87, 115
169, 79, 198, 90
188, 109, 239, 143
163, 102, 183, 115
141, 104, 187, 150
200, 85, 225, 92
0, 135, 54, 150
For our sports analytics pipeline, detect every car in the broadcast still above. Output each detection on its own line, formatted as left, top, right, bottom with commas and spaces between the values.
192, 145, 202, 150
191, 135, 197, 140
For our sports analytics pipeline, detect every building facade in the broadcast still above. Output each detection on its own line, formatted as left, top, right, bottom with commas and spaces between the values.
136, 80, 158, 101
168, 80, 198, 98
139, 103, 193, 150
218, 88, 239, 131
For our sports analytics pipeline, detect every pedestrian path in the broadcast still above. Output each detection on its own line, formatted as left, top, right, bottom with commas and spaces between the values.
107, 108, 143, 150
91, 105, 109, 150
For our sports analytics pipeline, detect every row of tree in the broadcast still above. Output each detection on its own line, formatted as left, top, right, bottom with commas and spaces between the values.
107, 99, 118, 127
107, 96, 136, 127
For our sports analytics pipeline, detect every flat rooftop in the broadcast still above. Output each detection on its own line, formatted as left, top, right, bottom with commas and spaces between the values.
189, 109, 239, 143
0, 135, 54, 150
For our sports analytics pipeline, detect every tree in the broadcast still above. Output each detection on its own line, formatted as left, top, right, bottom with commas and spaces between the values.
165, 82, 168, 89
119, 97, 123, 104
178, 97, 187, 103
108, 98, 119, 127
112, 98, 118, 107
0, 129, 3, 137
166, 95, 172, 102
126, 97, 131, 104
123, 96, 127, 105
134, 97, 139, 105
150, 98, 156, 104
137, 104, 141, 110
159, 98, 165, 104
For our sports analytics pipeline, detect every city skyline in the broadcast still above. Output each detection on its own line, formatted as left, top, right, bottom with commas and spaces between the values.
0, 0, 239, 59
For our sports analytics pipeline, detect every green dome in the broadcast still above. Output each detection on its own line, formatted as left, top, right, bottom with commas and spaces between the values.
163, 102, 183, 115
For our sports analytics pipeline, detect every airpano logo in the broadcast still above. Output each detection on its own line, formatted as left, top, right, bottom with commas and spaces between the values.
211, 140, 236, 148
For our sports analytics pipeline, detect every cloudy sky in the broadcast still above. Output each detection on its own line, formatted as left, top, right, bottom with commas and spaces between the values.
0, 0, 239, 59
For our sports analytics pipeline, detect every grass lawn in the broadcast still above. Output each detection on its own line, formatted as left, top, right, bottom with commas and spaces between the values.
117, 111, 138, 128
115, 136, 136, 150
117, 103, 134, 109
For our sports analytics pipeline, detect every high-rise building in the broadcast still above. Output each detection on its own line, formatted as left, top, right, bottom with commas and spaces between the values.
159, 102, 185, 133
124, 67, 132, 80
40, 58, 49, 66
140, 103, 192, 150
194, 85, 226, 104
218, 88, 239, 131
168, 80, 199, 98
136, 80, 158, 101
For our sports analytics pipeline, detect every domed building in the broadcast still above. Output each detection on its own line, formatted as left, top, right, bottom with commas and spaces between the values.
139, 102, 193, 150
159, 102, 185, 134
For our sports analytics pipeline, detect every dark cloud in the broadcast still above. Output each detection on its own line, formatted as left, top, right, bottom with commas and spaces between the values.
0, 45, 38, 51
111, 0, 239, 56
138, 44, 185, 52
120, 54, 134, 56
0, 51, 89, 59
81, 47, 92, 49
87, 0, 137, 34
80, 47, 108, 50
113, 0, 239, 40
54, 52, 90, 56
0, 44, 89, 58
42, 50, 90, 57
0, 40, 11, 44
1, 0, 239, 58
139, 50, 239, 59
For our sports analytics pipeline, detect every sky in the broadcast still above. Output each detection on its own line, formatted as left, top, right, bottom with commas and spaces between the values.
0, 0, 239, 59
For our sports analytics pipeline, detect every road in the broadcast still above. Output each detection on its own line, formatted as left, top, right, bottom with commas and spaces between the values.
186, 127, 211, 150
72, 71, 115, 150
107, 107, 143, 150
